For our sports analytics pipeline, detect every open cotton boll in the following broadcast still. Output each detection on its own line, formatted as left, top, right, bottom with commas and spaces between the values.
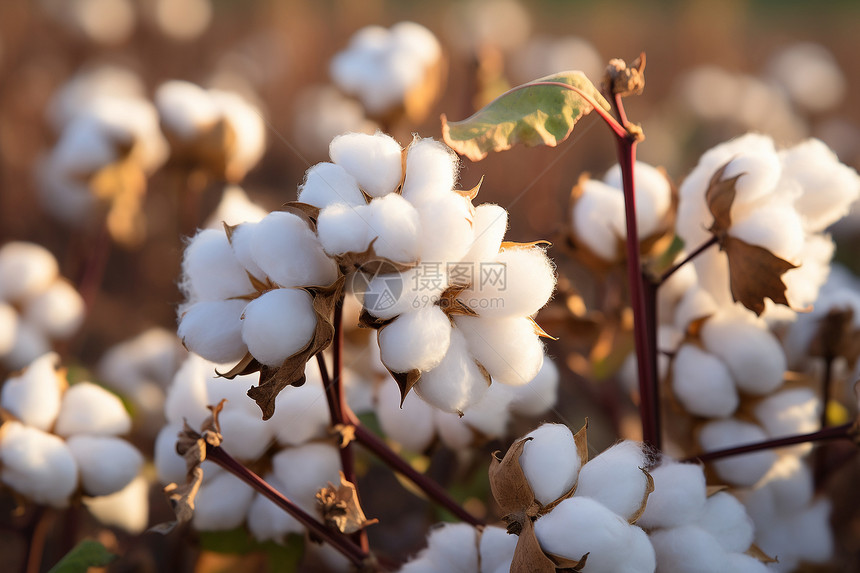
270, 378, 331, 447
414, 330, 489, 413
192, 470, 256, 531
478, 525, 518, 573
227, 223, 266, 281
456, 382, 514, 438
721, 152, 781, 212
163, 355, 210, 427
621, 524, 657, 573
249, 211, 338, 288
154, 423, 187, 485
534, 497, 634, 572
363, 268, 426, 320
84, 474, 149, 533
177, 299, 247, 364
1, 353, 63, 431
573, 440, 650, 521
317, 203, 373, 256
435, 410, 475, 450
700, 314, 786, 395
502, 356, 559, 416
758, 455, 814, 516
784, 499, 834, 564
54, 382, 131, 437
461, 204, 507, 266
0, 422, 78, 507
699, 419, 776, 487
66, 435, 143, 496
376, 379, 436, 452
520, 423, 580, 505
401, 138, 458, 204
729, 202, 805, 261
780, 233, 834, 316
696, 492, 755, 554
604, 161, 672, 238
455, 315, 543, 386
22, 280, 84, 339
241, 288, 316, 367
367, 194, 421, 263
424, 523, 479, 572
673, 286, 719, 332
329, 132, 403, 198
155, 80, 220, 139
215, 408, 273, 460
272, 443, 342, 502
247, 474, 302, 542
755, 388, 819, 443
298, 162, 366, 209
181, 229, 254, 301
379, 306, 452, 373
0, 242, 59, 301
572, 180, 625, 261
637, 462, 706, 529
413, 190, 475, 264
671, 344, 739, 418
648, 525, 730, 573
3, 321, 51, 370
464, 247, 555, 318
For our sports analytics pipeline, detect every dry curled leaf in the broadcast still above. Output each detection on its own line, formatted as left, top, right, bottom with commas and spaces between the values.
315, 472, 379, 535
746, 543, 779, 564
627, 468, 655, 524
489, 437, 539, 534
510, 519, 562, 573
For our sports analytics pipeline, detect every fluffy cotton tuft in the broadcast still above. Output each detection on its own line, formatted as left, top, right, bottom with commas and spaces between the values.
54, 382, 131, 437
696, 492, 755, 554
379, 306, 452, 373
637, 462, 706, 529
329, 132, 403, 197
66, 435, 143, 496
414, 329, 489, 413
298, 162, 366, 209
499, 357, 559, 416
520, 423, 581, 505
462, 246, 555, 318
240, 288, 317, 367
648, 525, 729, 573
83, 475, 149, 533
698, 419, 776, 487
177, 299, 247, 363
574, 440, 650, 521
0, 242, 59, 301
1, 353, 64, 431
192, 470, 256, 531
367, 193, 422, 263
671, 344, 739, 418
455, 316, 544, 386
375, 378, 436, 452
0, 422, 78, 507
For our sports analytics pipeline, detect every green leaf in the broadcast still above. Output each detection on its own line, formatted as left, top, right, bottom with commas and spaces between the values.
442, 71, 610, 161
47, 540, 115, 573
199, 526, 257, 554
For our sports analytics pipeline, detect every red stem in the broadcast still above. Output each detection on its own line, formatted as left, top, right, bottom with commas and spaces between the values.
659, 236, 718, 285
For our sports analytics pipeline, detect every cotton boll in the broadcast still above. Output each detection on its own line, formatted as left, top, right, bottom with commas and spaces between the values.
461, 204, 507, 266
317, 202, 373, 256
271, 443, 342, 511
156, 80, 220, 138
673, 286, 719, 332
755, 388, 819, 444
534, 497, 634, 571
785, 499, 834, 564
22, 280, 84, 339
413, 190, 475, 263
247, 474, 302, 542
192, 470, 256, 530
723, 553, 771, 573
700, 314, 786, 395
648, 525, 730, 573
398, 556, 440, 573
604, 161, 672, 237
249, 211, 338, 288
698, 420, 776, 487
721, 152, 781, 212
177, 299, 247, 364
760, 455, 813, 515
66, 435, 143, 496
362, 268, 424, 320
0, 303, 17, 356
696, 492, 754, 553
269, 374, 330, 447
425, 523, 479, 572
620, 525, 657, 573
0, 422, 77, 507
2, 320, 51, 370
54, 382, 131, 437
227, 223, 267, 281
414, 330, 489, 413
215, 409, 273, 460
154, 423, 186, 485
730, 202, 805, 261
671, 344, 739, 418
376, 379, 436, 452
435, 410, 475, 450
463, 247, 555, 318
240, 288, 316, 367
455, 315, 543, 386
478, 525, 517, 573
401, 138, 458, 204
0, 242, 59, 301
298, 162, 366, 209
379, 306, 452, 373
456, 382, 513, 439
519, 423, 580, 505
573, 440, 649, 521
1, 352, 64, 431
637, 462, 706, 529
502, 357, 559, 416
181, 229, 254, 301
367, 194, 421, 263
163, 355, 210, 427
84, 474, 149, 533
571, 180, 625, 261
329, 132, 403, 197
781, 233, 833, 314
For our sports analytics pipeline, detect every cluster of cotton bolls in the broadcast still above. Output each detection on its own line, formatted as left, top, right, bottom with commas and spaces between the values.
330, 22, 442, 119
398, 523, 516, 573
0, 353, 145, 517
155, 354, 342, 539
155, 80, 266, 182
0, 242, 85, 370
300, 132, 556, 413
569, 161, 673, 263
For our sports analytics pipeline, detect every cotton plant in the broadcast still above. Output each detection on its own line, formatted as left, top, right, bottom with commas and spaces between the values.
0, 242, 85, 370
397, 523, 517, 573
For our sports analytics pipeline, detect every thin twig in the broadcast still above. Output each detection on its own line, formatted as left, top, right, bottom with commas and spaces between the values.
658, 236, 718, 285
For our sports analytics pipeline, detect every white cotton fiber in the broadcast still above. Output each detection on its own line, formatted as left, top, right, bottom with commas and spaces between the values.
379, 306, 452, 373
534, 497, 634, 571
414, 330, 489, 413
376, 378, 436, 452
455, 382, 513, 439
502, 356, 559, 416
1, 352, 63, 431
298, 162, 366, 209
722, 152, 781, 211
163, 355, 210, 427
249, 211, 338, 288
520, 423, 580, 505
23, 280, 85, 339
700, 314, 786, 395
648, 525, 730, 573
0, 422, 78, 507
0, 302, 18, 356
463, 247, 555, 318
604, 161, 672, 238
192, 470, 256, 531
398, 556, 440, 573
247, 474, 302, 542
574, 440, 649, 522
478, 525, 517, 573
270, 377, 331, 447
723, 553, 771, 573
785, 499, 834, 564
730, 202, 805, 261
637, 462, 706, 529
54, 382, 131, 437
672, 286, 719, 332
435, 410, 475, 450
271, 443, 342, 510
413, 190, 475, 263
155, 80, 219, 139
177, 299, 247, 364
367, 194, 421, 263
620, 525, 657, 573
329, 132, 403, 197
182, 229, 253, 301
455, 315, 543, 386
215, 408, 274, 460
572, 180, 625, 261
425, 522, 479, 572
698, 419, 776, 487
671, 344, 739, 418
66, 435, 143, 496
241, 288, 316, 367
154, 423, 186, 485
754, 388, 819, 440
696, 492, 754, 553
317, 202, 373, 256
84, 474, 149, 533
401, 138, 458, 204
461, 204, 507, 266
3, 320, 51, 370
759, 455, 813, 515
363, 268, 421, 320
227, 223, 266, 280
0, 242, 59, 301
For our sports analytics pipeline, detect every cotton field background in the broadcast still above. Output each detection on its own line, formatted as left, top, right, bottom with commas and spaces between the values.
2, 0, 860, 572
